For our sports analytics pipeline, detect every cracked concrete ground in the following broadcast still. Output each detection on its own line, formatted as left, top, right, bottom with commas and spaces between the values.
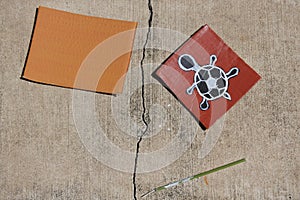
0, 0, 299, 199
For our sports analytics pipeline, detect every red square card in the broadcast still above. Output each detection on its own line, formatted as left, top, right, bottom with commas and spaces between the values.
153, 25, 261, 129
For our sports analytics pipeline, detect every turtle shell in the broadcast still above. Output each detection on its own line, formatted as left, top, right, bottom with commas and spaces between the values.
194, 65, 228, 100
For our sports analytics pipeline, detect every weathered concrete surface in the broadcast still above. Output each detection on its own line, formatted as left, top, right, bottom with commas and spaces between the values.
0, 0, 299, 199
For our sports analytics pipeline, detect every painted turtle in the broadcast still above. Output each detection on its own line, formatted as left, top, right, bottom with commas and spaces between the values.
178, 54, 239, 110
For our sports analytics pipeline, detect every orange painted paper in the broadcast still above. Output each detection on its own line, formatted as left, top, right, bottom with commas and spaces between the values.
21, 6, 137, 94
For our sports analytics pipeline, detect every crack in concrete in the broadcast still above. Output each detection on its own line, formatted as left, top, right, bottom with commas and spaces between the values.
132, 0, 153, 199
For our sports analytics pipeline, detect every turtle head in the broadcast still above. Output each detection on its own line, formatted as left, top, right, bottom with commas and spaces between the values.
178, 54, 200, 72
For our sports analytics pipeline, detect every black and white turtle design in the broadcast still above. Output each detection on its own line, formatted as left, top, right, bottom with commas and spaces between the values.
178, 54, 239, 111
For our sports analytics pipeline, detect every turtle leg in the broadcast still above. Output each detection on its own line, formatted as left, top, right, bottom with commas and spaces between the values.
209, 55, 217, 65
200, 98, 209, 110
226, 67, 239, 79
186, 83, 197, 95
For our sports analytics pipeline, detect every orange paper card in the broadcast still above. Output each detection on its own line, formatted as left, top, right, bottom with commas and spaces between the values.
21, 6, 137, 94
153, 25, 261, 129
